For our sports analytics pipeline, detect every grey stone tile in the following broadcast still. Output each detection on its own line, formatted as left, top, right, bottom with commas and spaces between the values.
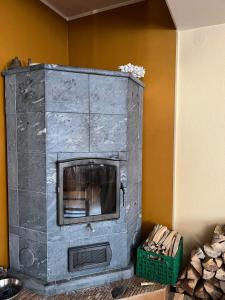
7, 150, 18, 189
19, 237, 47, 280
119, 187, 127, 222
16, 70, 45, 112
119, 152, 127, 161
126, 188, 139, 229
19, 190, 47, 232
47, 240, 69, 281
8, 225, 20, 236
127, 147, 138, 186
18, 152, 46, 193
138, 87, 144, 147
6, 114, 17, 153
45, 71, 89, 113
5, 74, 16, 113
47, 193, 60, 233
46, 113, 89, 152
127, 104, 139, 154
120, 161, 127, 188
137, 149, 142, 212
8, 189, 19, 227
46, 153, 57, 193
19, 227, 47, 244
107, 232, 129, 268
127, 221, 141, 263
127, 106, 139, 187
137, 180, 142, 213
127, 182, 138, 209
90, 75, 128, 114
9, 233, 20, 270
127, 79, 141, 113
57, 152, 119, 161
17, 112, 45, 153
90, 114, 127, 152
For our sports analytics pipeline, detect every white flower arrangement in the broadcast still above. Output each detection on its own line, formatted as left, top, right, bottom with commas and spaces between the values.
118, 63, 145, 79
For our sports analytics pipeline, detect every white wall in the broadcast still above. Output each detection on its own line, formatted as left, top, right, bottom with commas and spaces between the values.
174, 24, 225, 256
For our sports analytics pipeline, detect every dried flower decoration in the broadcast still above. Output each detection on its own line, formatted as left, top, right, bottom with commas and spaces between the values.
118, 63, 145, 79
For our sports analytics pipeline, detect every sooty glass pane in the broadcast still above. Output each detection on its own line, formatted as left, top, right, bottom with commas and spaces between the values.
63, 164, 117, 218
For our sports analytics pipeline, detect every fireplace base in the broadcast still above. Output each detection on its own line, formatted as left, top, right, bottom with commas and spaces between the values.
9, 265, 134, 296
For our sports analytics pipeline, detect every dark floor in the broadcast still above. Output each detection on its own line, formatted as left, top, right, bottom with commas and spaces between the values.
17, 276, 165, 300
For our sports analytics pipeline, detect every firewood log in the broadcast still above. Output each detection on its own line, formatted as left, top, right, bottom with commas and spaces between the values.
191, 247, 205, 261
176, 287, 185, 294
212, 241, 225, 253
203, 244, 221, 258
202, 269, 215, 280
212, 234, 225, 244
187, 265, 200, 280
169, 236, 176, 257
212, 225, 225, 244
195, 282, 210, 299
203, 281, 222, 300
148, 224, 162, 242
182, 279, 198, 296
219, 280, 225, 293
179, 267, 187, 280
172, 233, 182, 257
221, 252, 225, 264
149, 243, 157, 251
207, 277, 220, 289
214, 225, 225, 235
170, 293, 184, 300
140, 282, 154, 286
163, 231, 178, 250
152, 226, 168, 244
176, 280, 185, 293
215, 267, 225, 281
158, 229, 170, 246
191, 257, 203, 275
215, 257, 223, 269
202, 258, 218, 272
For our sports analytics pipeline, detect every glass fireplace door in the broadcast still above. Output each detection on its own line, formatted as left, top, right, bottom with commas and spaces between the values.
58, 159, 120, 225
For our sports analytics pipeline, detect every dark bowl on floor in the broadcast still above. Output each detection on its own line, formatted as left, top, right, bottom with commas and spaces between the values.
0, 278, 23, 299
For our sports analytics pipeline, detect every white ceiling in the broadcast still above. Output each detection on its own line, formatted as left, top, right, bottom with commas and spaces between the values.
41, 0, 225, 29
40, 0, 145, 21
166, 0, 225, 30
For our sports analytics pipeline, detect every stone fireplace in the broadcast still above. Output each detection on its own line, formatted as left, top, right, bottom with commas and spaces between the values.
3, 64, 144, 295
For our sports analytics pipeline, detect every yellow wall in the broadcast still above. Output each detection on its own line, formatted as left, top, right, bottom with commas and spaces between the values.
0, 0, 68, 266
68, 0, 176, 236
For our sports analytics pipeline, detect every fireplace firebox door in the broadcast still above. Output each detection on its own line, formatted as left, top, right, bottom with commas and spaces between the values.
58, 158, 120, 225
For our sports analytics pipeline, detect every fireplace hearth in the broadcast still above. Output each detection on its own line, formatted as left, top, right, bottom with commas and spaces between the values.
3, 64, 144, 295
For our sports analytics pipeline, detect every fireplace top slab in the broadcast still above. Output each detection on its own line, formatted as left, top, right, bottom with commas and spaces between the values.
2, 64, 144, 87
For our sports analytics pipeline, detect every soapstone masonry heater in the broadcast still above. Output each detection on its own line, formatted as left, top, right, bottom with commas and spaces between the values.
3, 64, 144, 295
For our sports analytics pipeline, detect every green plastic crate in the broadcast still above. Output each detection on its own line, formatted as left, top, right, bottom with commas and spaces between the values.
136, 239, 183, 285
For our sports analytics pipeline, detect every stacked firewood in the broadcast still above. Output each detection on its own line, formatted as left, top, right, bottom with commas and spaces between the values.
143, 224, 182, 257
177, 225, 225, 299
